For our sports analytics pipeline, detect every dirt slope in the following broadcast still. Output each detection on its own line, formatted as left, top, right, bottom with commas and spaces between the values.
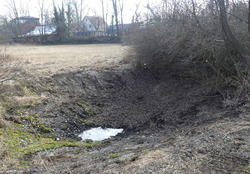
0, 44, 249, 173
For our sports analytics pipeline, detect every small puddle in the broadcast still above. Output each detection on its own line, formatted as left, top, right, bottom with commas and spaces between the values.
79, 127, 123, 141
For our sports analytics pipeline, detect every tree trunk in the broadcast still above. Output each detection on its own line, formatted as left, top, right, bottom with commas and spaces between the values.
112, 0, 119, 39
218, 0, 242, 53
111, 15, 114, 36
100, 0, 106, 35
218, 0, 250, 69
119, 0, 124, 36
38, 0, 45, 36
248, 0, 250, 33
191, 0, 202, 28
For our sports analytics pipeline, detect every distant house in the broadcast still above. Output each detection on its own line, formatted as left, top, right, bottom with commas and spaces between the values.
25, 25, 56, 36
15, 25, 57, 43
74, 16, 106, 37
12, 16, 39, 24
83, 16, 105, 31
11, 16, 40, 36
107, 23, 142, 36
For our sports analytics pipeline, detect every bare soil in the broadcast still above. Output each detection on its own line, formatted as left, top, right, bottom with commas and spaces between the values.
0, 44, 249, 174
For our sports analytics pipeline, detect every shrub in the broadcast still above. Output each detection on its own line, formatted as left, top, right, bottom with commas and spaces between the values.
0, 45, 19, 82
128, 0, 250, 97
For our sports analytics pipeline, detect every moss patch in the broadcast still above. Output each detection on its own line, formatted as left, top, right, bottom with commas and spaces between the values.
0, 128, 80, 160
37, 123, 52, 133
108, 153, 120, 158
240, 165, 250, 173
0, 124, 105, 167
20, 112, 51, 134
77, 102, 97, 117
83, 141, 103, 149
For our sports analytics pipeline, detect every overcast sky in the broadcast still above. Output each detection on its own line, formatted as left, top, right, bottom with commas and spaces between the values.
0, 0, 161, 24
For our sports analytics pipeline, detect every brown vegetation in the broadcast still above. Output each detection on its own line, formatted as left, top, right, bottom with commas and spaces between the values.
2, 44, 128, 76
129, 0, 250, 98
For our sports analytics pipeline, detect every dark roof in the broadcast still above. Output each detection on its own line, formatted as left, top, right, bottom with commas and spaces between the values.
16, 16, 39, 20
107, 23, 142, 31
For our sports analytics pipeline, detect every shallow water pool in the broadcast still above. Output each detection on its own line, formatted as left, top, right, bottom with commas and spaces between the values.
79, 127, 123, 141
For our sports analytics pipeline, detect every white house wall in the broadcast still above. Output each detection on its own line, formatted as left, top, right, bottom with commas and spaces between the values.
25, 25, 56, 36
83, 18, 96, 31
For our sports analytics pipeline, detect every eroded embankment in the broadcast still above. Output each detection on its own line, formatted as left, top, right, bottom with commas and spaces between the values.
1, 68, 250, 173
27, 68, 221, 138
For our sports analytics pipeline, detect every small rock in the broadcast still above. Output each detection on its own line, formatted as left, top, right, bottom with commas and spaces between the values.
119, 153, 136, 161
14, 117, 22, 124
85, 139, 93, 143
0, 119, 8, 128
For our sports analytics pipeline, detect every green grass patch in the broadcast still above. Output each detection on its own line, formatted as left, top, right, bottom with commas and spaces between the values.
77, 102, 97, 117
83, 141, 103, 148
241, 165, 250, 173
0, 126, 105, 167
37, 123, 52, 133
20, 112, 51, 134
108, 153, 120, 158
0, 128, 80, 159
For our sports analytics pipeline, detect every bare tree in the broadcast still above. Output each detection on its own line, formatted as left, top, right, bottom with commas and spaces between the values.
218, 0, 249, 68
105, 1, 109, 36
249, 0, 250, 33
132, 3, 140, 23
118, 0, 124, 35
6, 0, 22, 36
112, 0, 119, 38
44, 9, 51, 26
66, 2, 73, 38
146, 3, 161, 21
191, 0, 202, 28
111, 15, 114, 36
6, 0, 19, 20
38, 0, 45, 35
71, 0, 88, 31
100, 0, 106, 35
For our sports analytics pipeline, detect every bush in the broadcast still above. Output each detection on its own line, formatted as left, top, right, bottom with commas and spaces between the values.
128, 0, 250, 97
0, 45, 19, 82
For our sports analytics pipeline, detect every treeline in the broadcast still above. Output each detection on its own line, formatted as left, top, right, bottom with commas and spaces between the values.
0, 0, 126, 43
53, 4, 71, 42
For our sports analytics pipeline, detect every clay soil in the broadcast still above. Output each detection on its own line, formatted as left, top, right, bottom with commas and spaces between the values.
0, 44, 249, 174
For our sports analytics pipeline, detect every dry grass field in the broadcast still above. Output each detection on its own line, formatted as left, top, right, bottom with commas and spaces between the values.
1, 44, 128, 76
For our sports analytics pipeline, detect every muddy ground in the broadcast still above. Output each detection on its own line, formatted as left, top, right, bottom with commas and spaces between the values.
0, 44, 249, 173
